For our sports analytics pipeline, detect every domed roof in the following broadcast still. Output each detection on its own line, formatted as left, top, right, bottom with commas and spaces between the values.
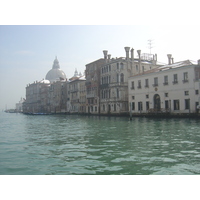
45, 57, 66, 82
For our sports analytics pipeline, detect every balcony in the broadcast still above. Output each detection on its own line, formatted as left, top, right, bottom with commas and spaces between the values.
100, 83, 109, 88
182, 79, 189, 83
172, 81, 178, 84
152, 83, 158, 87
86, 93, 96, 98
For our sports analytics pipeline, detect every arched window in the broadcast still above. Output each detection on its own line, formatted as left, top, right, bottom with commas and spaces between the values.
120, 73, 124, 83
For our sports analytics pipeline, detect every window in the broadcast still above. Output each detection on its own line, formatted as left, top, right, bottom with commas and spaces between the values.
146, 94, 149, 99
117, 63, 119, 69
136, 65, 138, 71
145, 79, 149, 87
132, 102, 135, 110
120, 73, 124, 82
120, 63, 124, 69
131, 81, 134, 89
164, 75, 168, 85
174, 100, 180, 110
146, 102, 149, 110
138, 102, 143, 111
173, 74, 178, 84
183, 72, 188, 83
116, 74, 119, 83
185, 91, 189, 96
132, 96, 135, 100
142, 66, 144, 72
165, 93, 168, 97
153, 77, 158, 86
116, 88, 119, 98
109, 65, 111, 71
95, 106, 97, 112
138, 80, 141, 89
165, 100, 169, 109
195, 90, 199, 95
114, 104, 116, 111
185, 99, 190, 109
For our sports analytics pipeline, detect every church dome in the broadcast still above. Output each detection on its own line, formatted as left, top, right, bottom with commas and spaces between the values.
45, 57, 66, 82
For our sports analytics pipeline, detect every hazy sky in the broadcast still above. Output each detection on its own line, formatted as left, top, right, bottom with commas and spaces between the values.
0, 1, 200, 110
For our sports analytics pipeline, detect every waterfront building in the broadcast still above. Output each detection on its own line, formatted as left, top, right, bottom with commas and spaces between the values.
67, 70, 86, 113
23, 57, 67, 114
85, 58, 106, 114
128, 56, 200, 115
99, 47, 163, 115
48, 80, 68, 113
23, 79, 50, 113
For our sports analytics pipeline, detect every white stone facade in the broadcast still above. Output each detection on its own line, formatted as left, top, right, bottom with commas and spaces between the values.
128, 60, 200, 115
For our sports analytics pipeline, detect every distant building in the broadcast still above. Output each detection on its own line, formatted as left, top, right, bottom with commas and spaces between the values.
15, 97, 25, 112
23, 79, 50, 113
67, 71, 86, 113
128, 57, 200, 115
45, 57, 67, 82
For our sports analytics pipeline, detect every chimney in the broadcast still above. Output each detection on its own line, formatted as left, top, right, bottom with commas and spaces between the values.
108, 54, 111, 62
131, 48, 134, 61
171, 57, 174, 64
137, 50, 141, 61
155, 54, 157, 61
198, 59, 200, 65
124, 47, 130, 59
167, 54, 172, 65
103, 50, 108, 60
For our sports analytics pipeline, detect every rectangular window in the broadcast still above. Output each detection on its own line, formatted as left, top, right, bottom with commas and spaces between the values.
165, 100, 169, 109
138, 80, 141, 89
145, 79, 149, 87
132, 96, 135, 100
185, 99, 190, 109
185, 91, 189, 96
173, 74, 178, 84
146, 102, 149, 110
165, 93, 168, 97
153, 77, 158, 87
183, 72, 188, 83
164, 75, 168, 85
146, 94, 149, 99
174, 100, 180, 110
132, 102, 135, 110
195, 90, 199, 95
131, 81, 134, 89
138, 102, 143, 111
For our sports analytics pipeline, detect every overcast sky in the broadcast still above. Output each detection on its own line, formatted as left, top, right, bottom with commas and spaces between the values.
0, 0, 199, 110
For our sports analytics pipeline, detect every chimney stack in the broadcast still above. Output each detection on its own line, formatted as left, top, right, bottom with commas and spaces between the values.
171, 57, 174, 64
124, 47, 130, 60
155, 54, 157, 61
108, 54, 111, 61
198, 59, 200, 65
103, 50, 108, 60
137, 50, 141, 60
131, 48, 134, 61
167, 54, 172, 65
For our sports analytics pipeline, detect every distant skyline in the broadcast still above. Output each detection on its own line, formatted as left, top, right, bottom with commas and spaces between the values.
0, 25, 200, 110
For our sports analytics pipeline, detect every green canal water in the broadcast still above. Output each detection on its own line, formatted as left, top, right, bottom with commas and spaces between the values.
0, 112, 200, 175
